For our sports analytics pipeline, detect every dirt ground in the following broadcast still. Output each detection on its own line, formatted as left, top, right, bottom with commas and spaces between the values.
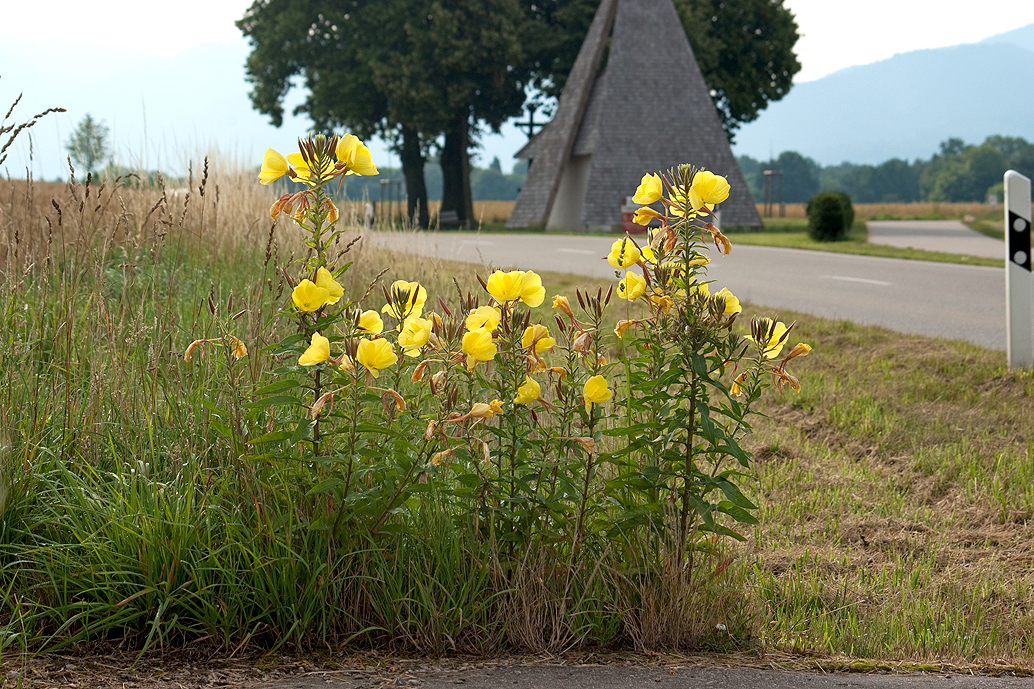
2, 649, 1031, 689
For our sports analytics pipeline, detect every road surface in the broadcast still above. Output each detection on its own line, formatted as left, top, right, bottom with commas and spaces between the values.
366, 230, 1007, 350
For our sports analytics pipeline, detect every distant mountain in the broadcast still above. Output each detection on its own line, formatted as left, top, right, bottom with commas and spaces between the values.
732, 24, 1034, 165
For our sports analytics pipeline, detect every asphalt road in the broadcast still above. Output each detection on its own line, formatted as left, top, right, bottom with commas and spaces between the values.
253, 663, 1034, 689
867, 220, 1003, 259
366, 230, 1008, 351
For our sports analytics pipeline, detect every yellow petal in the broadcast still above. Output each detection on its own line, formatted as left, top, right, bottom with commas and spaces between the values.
258, 148, 290, 185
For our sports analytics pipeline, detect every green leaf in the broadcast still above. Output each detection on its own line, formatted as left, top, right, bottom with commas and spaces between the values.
247, 429, 294, 445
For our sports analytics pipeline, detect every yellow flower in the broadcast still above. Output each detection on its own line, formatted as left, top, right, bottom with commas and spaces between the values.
633, 206, 663, 226
730, 371, 747, 398
315, 267, 344, 305
335, 133, 379, 176
690, 280, 710, 301
714, 287, 741, 316
691, 170, 731, 207
583, 375, 613, 414
227, 336, 248, 360
485, 270, 545, 307
324, 198, 339, 224
465, 305, 501, 332
518, 271, 546, 307
649, 293, 673, 313
286, 151, 333, 184
298, 332, 331, 366
748, 320, 789, 359
689, 252, 711, 267
552, 294, 573, 317
513, 376, 541, 405
632, 172, 663, 205
782, 342, 812, 363
468, 399, 505, 419
358, 309, 384, 335
521, 324, 556, 353
398, 315, 433, 357
356, 338, 397, 377
606, 238, 642, 269
292, 279, 330, 312
258, 148, 291, 185
382, 280, 427, 320
486, 270, 523, 302
668, 187, 701, 218
462, 327, 497, 370
614, 319, 636, 338
617, 272, 646, 301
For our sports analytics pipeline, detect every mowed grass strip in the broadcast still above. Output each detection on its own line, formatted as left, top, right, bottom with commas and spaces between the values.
740, 307, 1034, 666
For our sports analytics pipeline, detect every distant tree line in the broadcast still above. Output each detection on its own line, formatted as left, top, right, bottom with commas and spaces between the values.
737, 135, 1034, 204
339, 158, 529, 202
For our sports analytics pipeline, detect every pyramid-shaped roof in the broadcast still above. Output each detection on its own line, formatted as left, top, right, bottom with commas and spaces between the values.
508, 0, 761, 229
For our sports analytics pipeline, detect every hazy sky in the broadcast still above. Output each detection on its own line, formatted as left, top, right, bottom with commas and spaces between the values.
3, 0, 1034, 176
6, 0, 1033, 81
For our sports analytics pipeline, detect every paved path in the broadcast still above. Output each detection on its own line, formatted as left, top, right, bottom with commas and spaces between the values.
254, 663, 1033, 689
867, 220, 1003, 259
366, 230, 1008, 351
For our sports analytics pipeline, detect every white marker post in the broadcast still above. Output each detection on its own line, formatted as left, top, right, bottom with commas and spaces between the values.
1005, 170, 1033, 369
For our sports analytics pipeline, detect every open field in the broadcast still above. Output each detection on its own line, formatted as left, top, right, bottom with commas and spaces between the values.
1, 173, 1032, 672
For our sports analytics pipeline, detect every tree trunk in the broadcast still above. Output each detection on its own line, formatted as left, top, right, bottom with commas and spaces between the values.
399, 124, 429, 229
439, 113, 474, 229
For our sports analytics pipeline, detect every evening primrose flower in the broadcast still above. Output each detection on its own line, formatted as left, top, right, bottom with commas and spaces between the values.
614, 319, 636, 338
398, 315, 433, 357
714, 287, 741, 316
691, 170, 731, 207
356, 338, 397, 377
259, 148, 291, 185
617, 272, 646, 301
462, 327, 497, 370
298, 332, 331, 366
632, 172, 663, 205
552, 294, 573, 317
521, 324, 556, 353
486, 270, 545, 307
606, 238, 642, 269
633, 206, 663, 226
227, 336, 248, 360
518, 271, 546, 307
465, 305, 501, 332
382, 280, 427, 320
287, 151, 333, 184
747, 319, 789, 359
315, 267, 344, 305
293, 279, 330, 312
583, 375, 613, 414
468, 399, 505, 419
730, 371, 748, 398
335, 133, 379, 176
513, 376, 541, 405
357, 310, 384, 335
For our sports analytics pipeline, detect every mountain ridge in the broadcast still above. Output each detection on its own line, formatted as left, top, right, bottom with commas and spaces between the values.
732, 23, 1034, 165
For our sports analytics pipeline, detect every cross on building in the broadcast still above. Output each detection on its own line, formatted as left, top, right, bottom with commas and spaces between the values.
517, 103, 546, 140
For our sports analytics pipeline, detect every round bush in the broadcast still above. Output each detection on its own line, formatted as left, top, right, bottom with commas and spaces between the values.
806, 191, 853, 241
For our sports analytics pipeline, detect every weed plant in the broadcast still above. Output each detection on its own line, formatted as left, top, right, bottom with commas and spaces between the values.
0, 132, 809, 657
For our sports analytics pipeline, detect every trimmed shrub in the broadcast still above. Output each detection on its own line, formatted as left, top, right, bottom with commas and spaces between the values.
806, 191, 853, 241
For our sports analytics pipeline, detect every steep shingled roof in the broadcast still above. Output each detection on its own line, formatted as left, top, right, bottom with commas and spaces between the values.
507, 0, 761, 229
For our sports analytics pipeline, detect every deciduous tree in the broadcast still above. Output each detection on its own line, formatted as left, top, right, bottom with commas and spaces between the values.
66, 113, 109, 176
